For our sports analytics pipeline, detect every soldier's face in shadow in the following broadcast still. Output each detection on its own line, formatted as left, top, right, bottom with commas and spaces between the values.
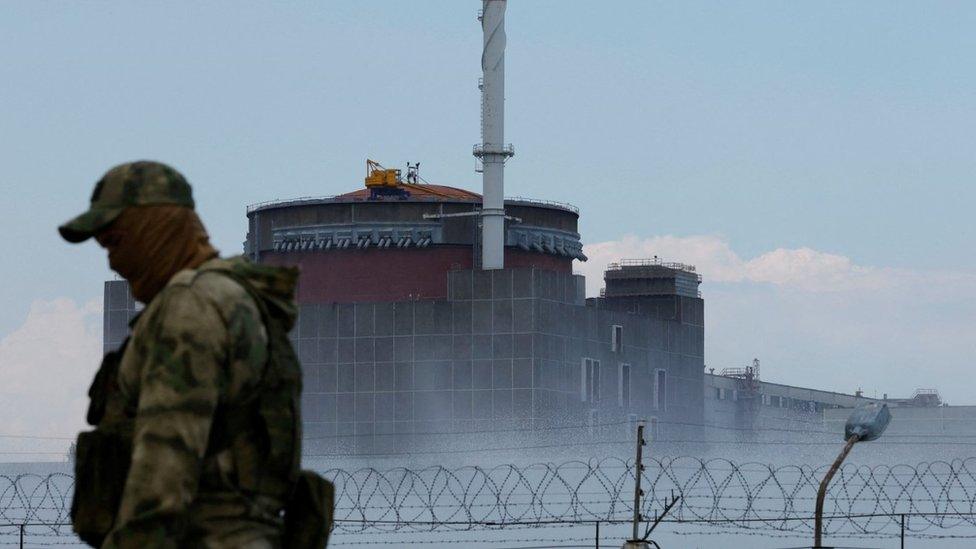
95, 216, 140, 282
93, 205, 214, 303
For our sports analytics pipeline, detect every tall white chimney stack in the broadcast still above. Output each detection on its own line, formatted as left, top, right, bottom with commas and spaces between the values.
474, 0, 514, 270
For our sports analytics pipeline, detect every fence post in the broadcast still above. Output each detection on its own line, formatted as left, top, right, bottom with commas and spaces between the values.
19, 523, 24, 549
631, 421, 646, 542
595, 520, 599, 549
901, 514, 905, 549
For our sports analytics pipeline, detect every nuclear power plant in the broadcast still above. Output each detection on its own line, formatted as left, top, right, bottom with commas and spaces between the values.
98, 2, 954, 457
99, 1, 707, 455
244, 182, 705, 453
234, 1, 706, 453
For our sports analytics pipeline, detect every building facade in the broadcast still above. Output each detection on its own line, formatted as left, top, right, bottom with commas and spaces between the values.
100, 178, 706, 455
293, 263, 704, 454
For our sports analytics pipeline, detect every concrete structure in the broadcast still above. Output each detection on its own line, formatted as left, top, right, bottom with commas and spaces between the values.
704, 369, 976, 451
102, 177, 705, 455
823, 389, 976, 439
104, 214, 976, 455
280, 216, 705, 454
704, 366, 878, 443
245, 189, 585, 304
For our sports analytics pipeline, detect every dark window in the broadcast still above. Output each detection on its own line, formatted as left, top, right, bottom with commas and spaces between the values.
611, 325, 623, 352
619, 363, 632, 407
591, 360, 601, 403
581, 358, 589, 402
655, 369, 667, 410
581, 358, 601, 403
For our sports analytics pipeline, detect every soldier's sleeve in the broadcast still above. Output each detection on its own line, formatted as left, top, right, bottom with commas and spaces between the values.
102, 285, 227, 549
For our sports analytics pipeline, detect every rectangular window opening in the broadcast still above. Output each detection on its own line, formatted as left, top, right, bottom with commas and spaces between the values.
611, 325, 623, 353
655, 369, 667, 411
581, 358, 601, 403
591, 360, 601, 403
619, 363, 632, 408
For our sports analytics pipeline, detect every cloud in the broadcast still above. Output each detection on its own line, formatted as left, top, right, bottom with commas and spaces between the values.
577, 234, 976, 403
0, 298, 102, 460
579, 233, 952, 294
581, 234, 743, 291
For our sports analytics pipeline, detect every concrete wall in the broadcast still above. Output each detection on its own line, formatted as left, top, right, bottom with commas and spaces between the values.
704, 374, 879, 442
825, 404, 976, 437
103, 280, 139, 353
261, 247, 572, 303
294, 267, 704, 454
295, 268, 586, 454
247, 200, 580, 255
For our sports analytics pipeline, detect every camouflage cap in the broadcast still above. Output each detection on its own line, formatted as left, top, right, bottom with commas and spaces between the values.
58, 161, 195, 243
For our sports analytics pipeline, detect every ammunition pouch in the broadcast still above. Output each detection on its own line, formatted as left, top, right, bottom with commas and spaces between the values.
72, 340, 133, 547
71, 427, 132, 547
283, 470, 335, 549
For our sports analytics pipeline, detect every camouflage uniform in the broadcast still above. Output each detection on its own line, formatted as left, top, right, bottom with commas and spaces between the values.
60, 162, 304, 549
107, 257, 297, 548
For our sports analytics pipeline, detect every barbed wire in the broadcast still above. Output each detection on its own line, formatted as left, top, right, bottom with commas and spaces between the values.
7, 457, 976, 544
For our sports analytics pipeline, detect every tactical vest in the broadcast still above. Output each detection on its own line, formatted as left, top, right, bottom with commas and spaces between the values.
71, 266, 333, 548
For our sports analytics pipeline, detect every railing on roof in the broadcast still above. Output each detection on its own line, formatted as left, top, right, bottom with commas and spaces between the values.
721, 364, 760, 381
247, 195, 342, 213
598, 287, 702, 299
247, 194, 580, 215
911, 388, 942, 405
606, 258, 699, 274
504, 196, 579, 214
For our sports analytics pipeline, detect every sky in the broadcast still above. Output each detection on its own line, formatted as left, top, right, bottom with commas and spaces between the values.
0, 1, 974, 445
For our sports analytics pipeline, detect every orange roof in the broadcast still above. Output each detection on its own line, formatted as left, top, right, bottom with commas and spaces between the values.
337, 183, 482, 201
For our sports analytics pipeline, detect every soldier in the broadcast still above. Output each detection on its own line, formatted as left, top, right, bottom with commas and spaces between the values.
59, 161, 331, 548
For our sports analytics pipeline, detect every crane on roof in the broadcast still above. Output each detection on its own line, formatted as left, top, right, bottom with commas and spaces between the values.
364, 158, 460, 200
364, 159, 409, 200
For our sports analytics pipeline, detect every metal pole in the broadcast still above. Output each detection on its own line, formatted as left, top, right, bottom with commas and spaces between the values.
901, 514, 905, 549
814, 434, 859, 547
19, 523, 24, 549
595, 520, 600, 549
632, 421, 646, 542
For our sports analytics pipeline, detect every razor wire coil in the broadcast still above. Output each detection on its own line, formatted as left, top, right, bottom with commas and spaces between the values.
5, 457, 976, 541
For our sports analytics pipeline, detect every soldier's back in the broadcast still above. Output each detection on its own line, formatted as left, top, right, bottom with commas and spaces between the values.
111, 257, 295, 548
